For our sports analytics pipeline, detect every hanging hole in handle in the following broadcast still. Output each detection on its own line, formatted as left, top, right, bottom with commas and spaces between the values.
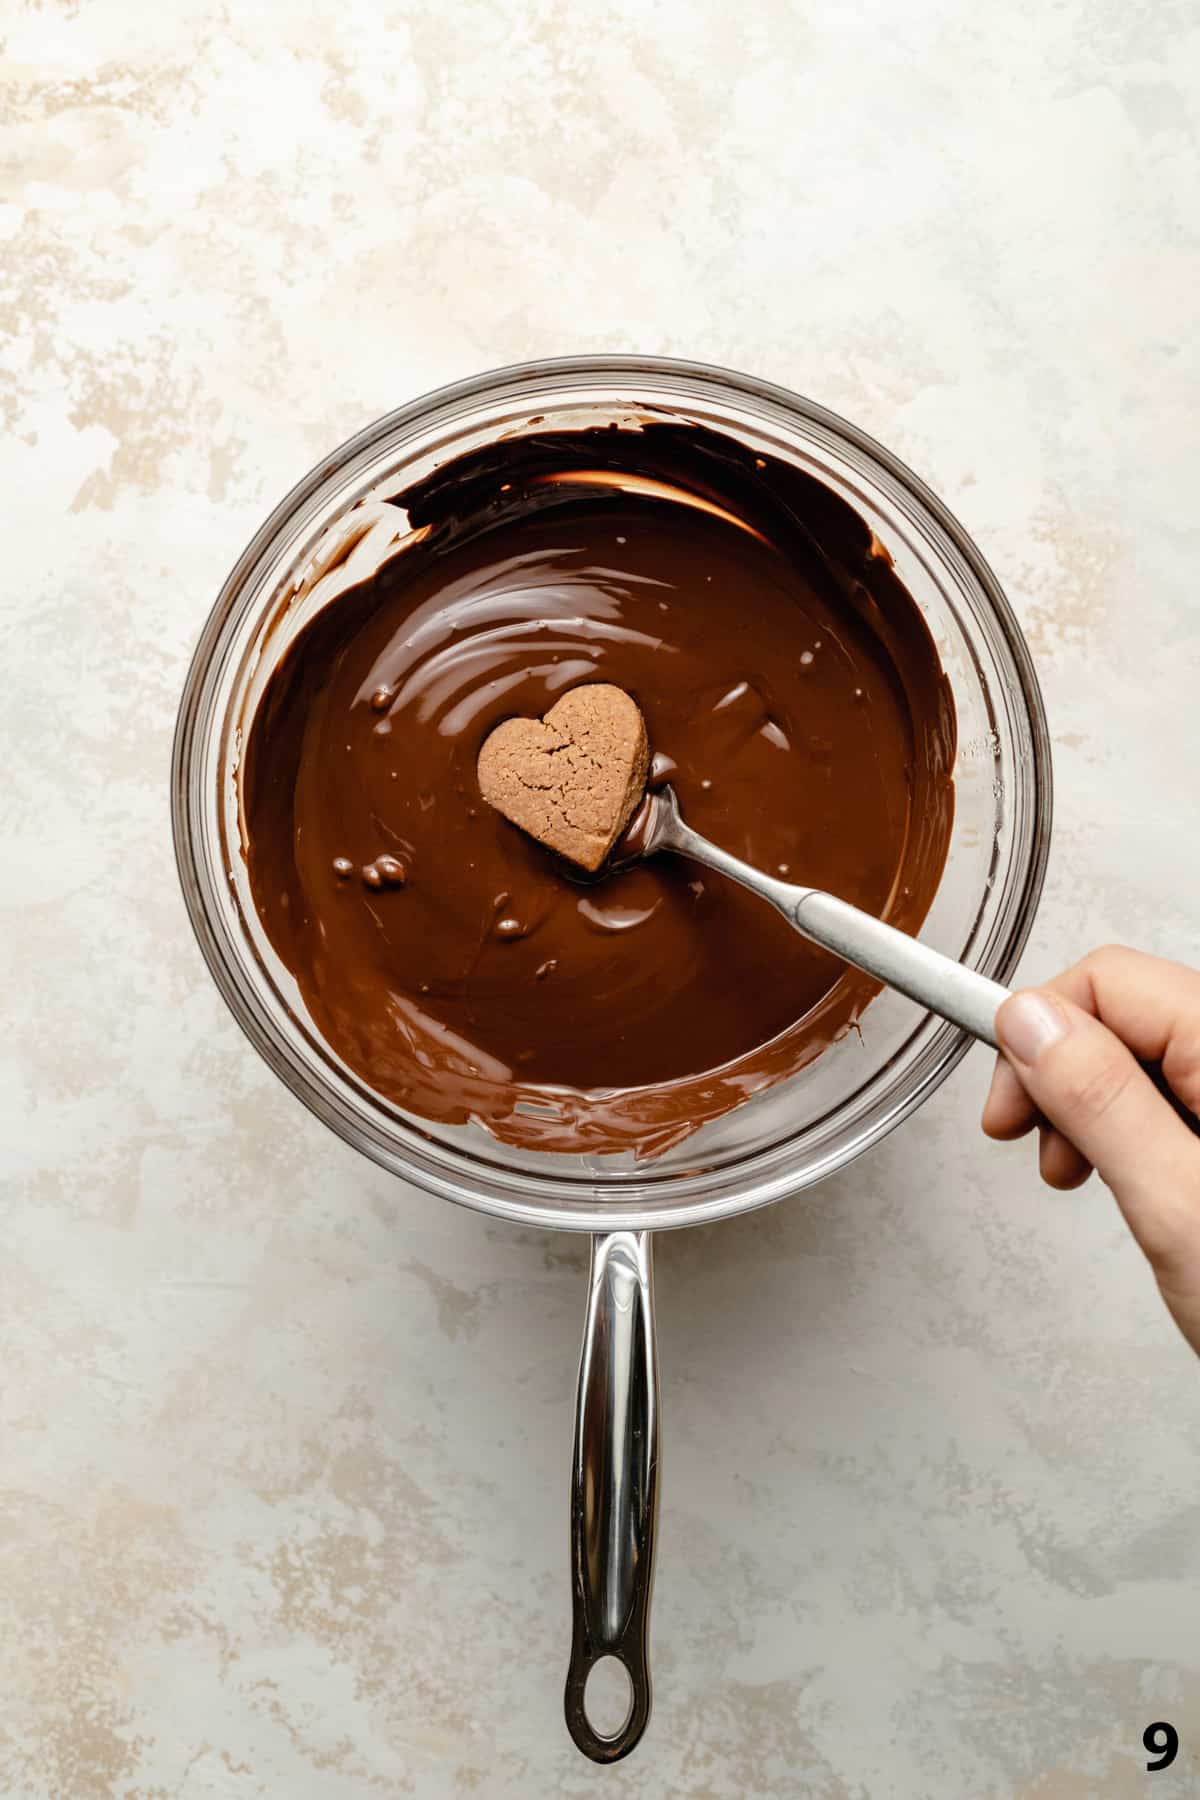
565, 1644, 648, 1763
584, 1656, 634, 1740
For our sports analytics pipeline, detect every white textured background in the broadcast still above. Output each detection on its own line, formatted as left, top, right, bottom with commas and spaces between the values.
4, 2, 1200, 1794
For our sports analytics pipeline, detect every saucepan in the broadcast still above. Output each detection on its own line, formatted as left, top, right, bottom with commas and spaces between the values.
171, 356, 1052, 1761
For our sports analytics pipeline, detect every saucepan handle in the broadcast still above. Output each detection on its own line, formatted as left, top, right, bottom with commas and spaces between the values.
564, 1228, 660, 1762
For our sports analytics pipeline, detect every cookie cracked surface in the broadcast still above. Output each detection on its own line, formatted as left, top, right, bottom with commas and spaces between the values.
476, 684, 649, 872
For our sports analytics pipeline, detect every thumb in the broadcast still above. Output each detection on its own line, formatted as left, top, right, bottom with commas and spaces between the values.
995, 989, 1200, 1283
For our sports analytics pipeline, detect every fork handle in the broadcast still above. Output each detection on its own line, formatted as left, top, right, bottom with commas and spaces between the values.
658, 801, 1009, 1048
790, 889, 1008, 1048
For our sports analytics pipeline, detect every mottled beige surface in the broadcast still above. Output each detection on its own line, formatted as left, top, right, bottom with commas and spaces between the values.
3, 1, 1200, 1794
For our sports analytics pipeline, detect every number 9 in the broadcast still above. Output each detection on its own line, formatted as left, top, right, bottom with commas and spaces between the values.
1144, 1721, 1178, 1771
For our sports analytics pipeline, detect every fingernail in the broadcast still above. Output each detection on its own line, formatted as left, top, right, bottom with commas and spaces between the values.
997, 992, 1068, 1067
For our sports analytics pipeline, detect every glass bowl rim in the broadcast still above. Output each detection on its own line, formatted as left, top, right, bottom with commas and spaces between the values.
171, 353, 1053, 1233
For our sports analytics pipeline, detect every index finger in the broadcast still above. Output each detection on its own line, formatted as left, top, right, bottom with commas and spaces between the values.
1048, 947, 1200, 1105
986, 947, 1200, 1145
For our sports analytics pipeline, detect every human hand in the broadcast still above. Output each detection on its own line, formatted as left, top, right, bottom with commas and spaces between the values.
982, 947, 1200, 1355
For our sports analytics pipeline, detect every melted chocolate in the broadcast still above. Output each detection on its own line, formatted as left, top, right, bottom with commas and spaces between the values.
243, 423, 956, 1156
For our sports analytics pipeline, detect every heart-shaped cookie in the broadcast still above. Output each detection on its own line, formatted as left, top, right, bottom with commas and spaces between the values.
477, 684, 650, 872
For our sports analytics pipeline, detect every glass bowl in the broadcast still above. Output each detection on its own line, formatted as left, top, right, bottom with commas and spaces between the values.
172, 354, 1051, 1235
